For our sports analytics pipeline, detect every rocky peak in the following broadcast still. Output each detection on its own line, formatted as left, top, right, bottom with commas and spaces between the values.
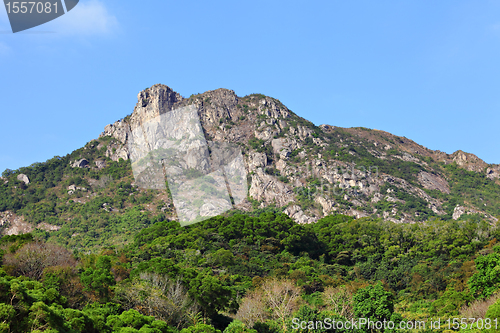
93, 84, 500, 225
195, 88, 239, 126
130, 84, 184, 129
100, 84, 186, 153
451, 150, 487, 172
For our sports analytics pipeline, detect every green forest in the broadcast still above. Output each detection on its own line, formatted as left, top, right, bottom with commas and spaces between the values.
1, 134, 500, 332
1, 212, 500, 332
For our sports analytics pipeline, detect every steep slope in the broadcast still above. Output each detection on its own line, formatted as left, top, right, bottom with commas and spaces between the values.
0, 84, 499, 249
101, 84, 500, 224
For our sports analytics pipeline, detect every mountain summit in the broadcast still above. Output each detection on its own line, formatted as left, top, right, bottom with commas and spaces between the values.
98, 84, 500, 225
1, 84, 499, 332
1, 84, 499, 239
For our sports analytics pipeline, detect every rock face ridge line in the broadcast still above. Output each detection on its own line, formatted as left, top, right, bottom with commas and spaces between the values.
96, 83, 500, 224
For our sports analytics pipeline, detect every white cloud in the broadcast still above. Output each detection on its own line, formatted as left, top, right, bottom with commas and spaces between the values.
52, 0, 118, 35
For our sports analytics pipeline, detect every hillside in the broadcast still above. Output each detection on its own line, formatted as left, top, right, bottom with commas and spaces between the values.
103, 84, 500, 224
1, 83, 499, 244
1, 84, 500, 332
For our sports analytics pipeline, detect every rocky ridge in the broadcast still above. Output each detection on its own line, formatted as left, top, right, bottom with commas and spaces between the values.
96, 84, 500, 224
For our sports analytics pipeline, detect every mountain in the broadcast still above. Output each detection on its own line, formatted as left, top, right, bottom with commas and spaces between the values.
2, 84, 500, 332
1, 83, 499, 244
100, 84, 500, 222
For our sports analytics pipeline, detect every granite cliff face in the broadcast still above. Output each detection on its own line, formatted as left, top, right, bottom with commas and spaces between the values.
98, 84, 500, 224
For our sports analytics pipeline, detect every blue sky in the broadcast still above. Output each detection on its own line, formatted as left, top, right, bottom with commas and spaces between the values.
1, 0, 499, 173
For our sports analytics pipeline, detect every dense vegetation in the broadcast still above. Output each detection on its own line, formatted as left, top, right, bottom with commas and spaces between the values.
290, 125, 500, 220
0, 137, 166, 250
1, 115, 500, 332
1, 211, 500, 332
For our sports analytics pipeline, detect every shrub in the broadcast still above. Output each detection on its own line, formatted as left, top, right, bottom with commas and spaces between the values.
236, 278, 300, 331
460, 293, 500, 320
486, 298, 500, 331
3, 241, 76, 280
468, 253, 500, 298
223, 320, 257, 333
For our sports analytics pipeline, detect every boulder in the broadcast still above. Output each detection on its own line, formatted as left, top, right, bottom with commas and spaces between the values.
105, 146, 129, 162
16, 174, 29, 185
283, 205, 317, 224
486, 167, 500, 180
248, 152, 267, 171
452, 205, 466, 220
271, 138, 292, 159
348, 209, 368, 219
71, 159, 89, 168
315, 195, 337, 216
95, 160, 106, 169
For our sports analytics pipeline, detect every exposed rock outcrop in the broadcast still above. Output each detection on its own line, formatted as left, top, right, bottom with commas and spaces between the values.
130, 84, 184, 129
486, 166, 500, 180
37, 222, 61, 232
67, 184, 87, 193
16, 174, 29, 185
101, 119, 129, 144
94, 83, 499, 224
0, 211, 32, 235
315, 196, 337, 215
196, 88, 239, 126
247, 152, 268, 170
347, 209, 368, 219
105, 145, 129, 162
452, 150, 487, 173
71, 159, 89, 168
95, 160, 106, 169
283, 205, 317, 224
272, 138, 299, 159
249, 169, 295, 207
418, 171, 450, 194
453, 205, 466, 220
451, 205, 497, 222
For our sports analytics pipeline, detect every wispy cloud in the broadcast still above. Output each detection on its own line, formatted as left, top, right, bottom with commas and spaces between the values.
52, 0, 118, 35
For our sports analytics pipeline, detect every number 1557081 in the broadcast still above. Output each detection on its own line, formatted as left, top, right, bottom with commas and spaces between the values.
5, 2, 58, 14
